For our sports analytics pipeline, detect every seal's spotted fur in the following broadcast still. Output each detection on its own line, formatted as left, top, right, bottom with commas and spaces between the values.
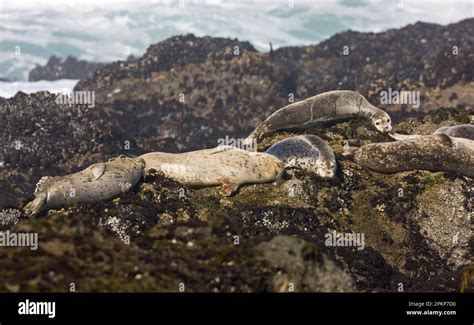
24, 156, 145, 216
265, 135, 336, 179
139, 146, 284, 196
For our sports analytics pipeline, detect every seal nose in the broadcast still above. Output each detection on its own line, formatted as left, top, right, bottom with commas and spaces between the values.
316, 166, 334, 179
322, 171, 334, 179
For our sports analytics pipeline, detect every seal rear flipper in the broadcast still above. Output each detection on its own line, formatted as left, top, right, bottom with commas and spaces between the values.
24, 192, 47, 216
217, 177, 239, 196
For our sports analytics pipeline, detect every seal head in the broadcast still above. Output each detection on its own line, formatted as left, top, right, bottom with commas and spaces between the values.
335, 91, 392, 132
370, 110, 392, 133
265, 134, 336, 179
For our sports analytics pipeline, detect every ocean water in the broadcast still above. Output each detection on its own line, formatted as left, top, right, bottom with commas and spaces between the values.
0, 79, 79, 98
0, 0, 473, 86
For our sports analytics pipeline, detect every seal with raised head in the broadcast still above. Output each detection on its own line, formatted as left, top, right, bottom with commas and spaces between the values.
244, 90, 392, 144
390, 124, 474, 141
139, 146, 284, 196
265, 135, 336, 179
352, 134, 474, 177
24, 156, 146, 216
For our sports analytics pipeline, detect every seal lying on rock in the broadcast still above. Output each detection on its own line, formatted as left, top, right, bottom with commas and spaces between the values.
265, 135, 336, 179
24, 156, 145, 216
139, 146, 284, 196
390, 124, 474, 141
244, 90, 392, 144
352, 134, 474, 177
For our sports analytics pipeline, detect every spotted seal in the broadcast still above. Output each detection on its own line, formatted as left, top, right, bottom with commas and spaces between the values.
244, 90, 392, 144
24, 156, 145, 216
390, 124, 474, 141
352, 134, 474, 177
139, 146, 284, 196
265, 135, 336, 179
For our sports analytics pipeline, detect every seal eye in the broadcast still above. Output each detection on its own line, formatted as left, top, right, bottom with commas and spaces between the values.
375, 121, 381, 126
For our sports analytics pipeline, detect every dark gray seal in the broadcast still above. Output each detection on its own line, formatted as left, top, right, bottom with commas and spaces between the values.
244, 90, 392, 144
434, 124, 474, 139
353, 134, 474, 177
265, 135, 336, 179
390, 124, 474, 141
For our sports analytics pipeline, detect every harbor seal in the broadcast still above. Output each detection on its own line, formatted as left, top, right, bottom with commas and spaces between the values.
244, 90, 392, 144
24, 156, 145, 216
265, 135, 336, 179
139, 146, 284, 196
390, 124, 474, 141
352, 134, 474, 177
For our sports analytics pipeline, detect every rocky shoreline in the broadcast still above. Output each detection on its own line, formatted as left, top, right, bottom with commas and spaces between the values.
0, 19, 473, 292
28, 56, 106, 82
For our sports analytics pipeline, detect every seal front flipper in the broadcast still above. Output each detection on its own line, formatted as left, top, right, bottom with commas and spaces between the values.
217, 177, 239, 196
88, 163, 106, 180
434, 133, 454, 146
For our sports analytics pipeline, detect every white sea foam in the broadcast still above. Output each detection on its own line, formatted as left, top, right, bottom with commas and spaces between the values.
0, 0, 472, 82
0, 80, 78, 98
